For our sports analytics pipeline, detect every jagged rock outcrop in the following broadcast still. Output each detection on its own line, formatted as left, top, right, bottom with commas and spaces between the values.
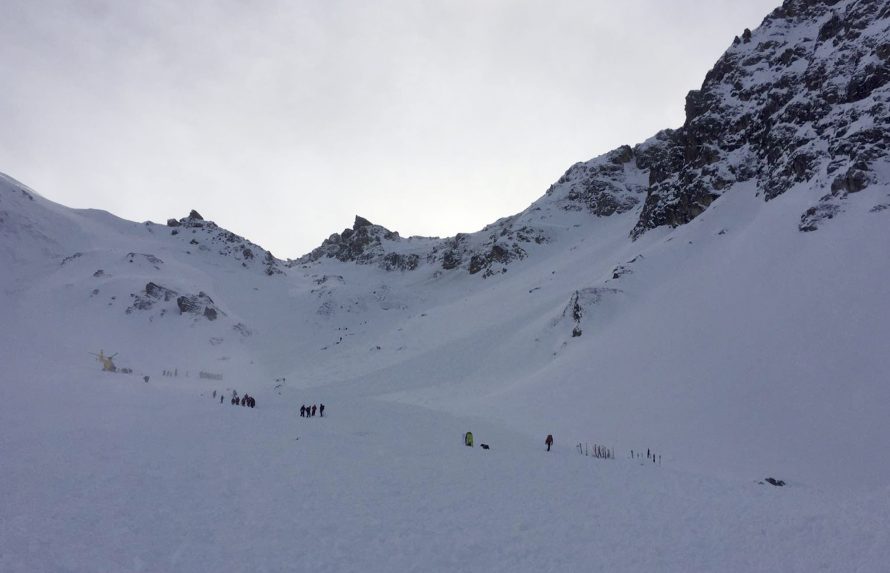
611, 254, 644, 281
127, 281, 178, 312
126, 281, 224, 321
630, 0, 890, 237
548, 145, 645, 216
165, 210, 286, 275
558, 287, 623, 338
176, 292, 220, 320
297, 210, 547, 277
426, 218, 548, 277
300, 216, 402, 265
381, 252, 420, 272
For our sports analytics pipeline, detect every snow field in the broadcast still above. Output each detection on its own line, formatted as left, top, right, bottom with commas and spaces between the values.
2, 357, 889, 572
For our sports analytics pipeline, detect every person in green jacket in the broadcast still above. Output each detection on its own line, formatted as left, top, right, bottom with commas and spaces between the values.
465, 432, 474, 447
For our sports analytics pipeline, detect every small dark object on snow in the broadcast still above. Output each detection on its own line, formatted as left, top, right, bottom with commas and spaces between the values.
480, 444, 490, 450
143, 376, 149, 383
764, 477, 786, 487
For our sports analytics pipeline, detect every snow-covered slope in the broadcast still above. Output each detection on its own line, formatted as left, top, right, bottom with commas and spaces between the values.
2, 0, 890, 570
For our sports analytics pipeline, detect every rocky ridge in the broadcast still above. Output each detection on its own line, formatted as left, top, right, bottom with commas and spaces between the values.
631, 0, 890, 235
295, 214, 554, 278
296, 144, 646, 277
166, 210, 285, 276
300, 0, 889, 272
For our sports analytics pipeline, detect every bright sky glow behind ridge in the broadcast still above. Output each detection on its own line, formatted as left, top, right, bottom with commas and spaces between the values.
1, 0, 779, 257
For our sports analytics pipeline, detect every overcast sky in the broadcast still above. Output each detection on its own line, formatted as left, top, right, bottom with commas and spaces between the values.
1, 0, 779, 257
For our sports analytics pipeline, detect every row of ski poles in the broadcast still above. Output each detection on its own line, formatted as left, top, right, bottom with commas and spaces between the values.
576, 443, 663, 466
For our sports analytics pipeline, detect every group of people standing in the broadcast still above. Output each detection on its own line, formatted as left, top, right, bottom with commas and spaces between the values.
300, 403, 324, 417
212, 389, 256, 408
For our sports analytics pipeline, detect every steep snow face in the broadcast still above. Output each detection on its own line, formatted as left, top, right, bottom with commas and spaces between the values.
632, 0, 890, 236
0, 173, 294, 385
0, 174, 91, 269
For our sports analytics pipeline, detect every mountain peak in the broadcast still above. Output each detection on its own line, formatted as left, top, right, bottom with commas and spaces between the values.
630, 0, 889, 237
353, 215, 373, 229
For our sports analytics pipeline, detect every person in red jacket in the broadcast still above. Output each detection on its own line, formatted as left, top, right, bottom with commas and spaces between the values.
545, 434, 554, 452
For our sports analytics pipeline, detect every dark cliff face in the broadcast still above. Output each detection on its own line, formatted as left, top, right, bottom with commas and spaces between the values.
547, 145, 646, 217
296, 214, 548, 277
631, 0, 890, 237
298, 216, 405, 265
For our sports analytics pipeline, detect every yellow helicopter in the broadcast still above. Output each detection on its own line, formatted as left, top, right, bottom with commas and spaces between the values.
89, 350, 118, 372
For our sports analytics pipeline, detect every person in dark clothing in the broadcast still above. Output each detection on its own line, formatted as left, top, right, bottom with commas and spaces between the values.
231, 397, 236, 405
249, 397, 255, 408
220, 395, 224, 404
311, 404, 317, 417
319, 403, 325, 417
300, 405, 305, 417
235, 396, 240, 406
545, 434, 554, 452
